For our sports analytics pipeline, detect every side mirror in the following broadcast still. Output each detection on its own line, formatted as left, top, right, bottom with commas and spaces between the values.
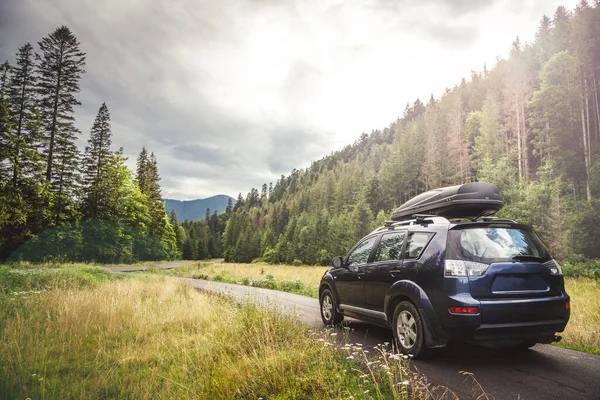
332, 256, 344, 268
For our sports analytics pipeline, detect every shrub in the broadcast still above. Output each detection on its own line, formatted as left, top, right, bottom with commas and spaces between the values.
561, 255, 600, 280
292, 259, 303, 266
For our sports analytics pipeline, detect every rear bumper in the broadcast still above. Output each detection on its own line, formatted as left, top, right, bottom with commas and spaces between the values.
473, 319, 567, 341
440, 294, 570, 343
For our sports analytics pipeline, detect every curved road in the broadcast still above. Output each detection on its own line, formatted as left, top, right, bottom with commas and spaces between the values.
108, 265, 600, 400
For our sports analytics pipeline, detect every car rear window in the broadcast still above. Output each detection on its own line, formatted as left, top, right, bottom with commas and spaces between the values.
447, 226, 551, 264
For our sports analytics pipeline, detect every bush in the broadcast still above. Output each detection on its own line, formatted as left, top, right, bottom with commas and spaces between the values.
292, 259, 303, 266
561, 255, 600, 279
250, 274, 277, 290
262, 248, 276, 264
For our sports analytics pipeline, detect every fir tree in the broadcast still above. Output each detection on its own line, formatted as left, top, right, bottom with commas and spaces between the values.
81, 103, 112, 218
8, 43, 38, 183
36, 26, 86, 224
0, 62, 10, 101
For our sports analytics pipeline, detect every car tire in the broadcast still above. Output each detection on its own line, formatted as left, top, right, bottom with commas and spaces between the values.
392, 301, 431, 359
320, 289, 343, 326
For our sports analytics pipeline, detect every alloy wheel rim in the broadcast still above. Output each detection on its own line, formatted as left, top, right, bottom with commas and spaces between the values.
397, 310, 417, 349
322, 295, 333, 321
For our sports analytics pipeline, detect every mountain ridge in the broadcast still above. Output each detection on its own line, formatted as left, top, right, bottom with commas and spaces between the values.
163, 194, 233, 221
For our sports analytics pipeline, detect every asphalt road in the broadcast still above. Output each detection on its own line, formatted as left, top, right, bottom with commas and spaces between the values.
108, 265, 600, 400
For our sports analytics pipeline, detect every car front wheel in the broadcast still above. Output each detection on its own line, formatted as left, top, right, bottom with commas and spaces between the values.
320, 289, 343, 326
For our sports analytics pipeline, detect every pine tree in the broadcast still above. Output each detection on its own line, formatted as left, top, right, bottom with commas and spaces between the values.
7, 43, 38, 184
136, 146, 149, 192
36, 26, 86, 224
0, 90, 10, 182
0, 62, 11, 180
135, 148, 178, 258
169, 209, 179, 229
81, 103, 112, 218
0, 62, 10, 101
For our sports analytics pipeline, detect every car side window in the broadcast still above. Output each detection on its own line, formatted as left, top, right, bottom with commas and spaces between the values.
374, 231, 406, 262
347, 236, 378, 266
405, 232, 434, 260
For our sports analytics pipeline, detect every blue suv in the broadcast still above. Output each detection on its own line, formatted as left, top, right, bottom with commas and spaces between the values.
318, 215, 570, 358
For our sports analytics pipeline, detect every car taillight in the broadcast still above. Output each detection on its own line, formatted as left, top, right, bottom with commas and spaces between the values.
543, 259, 563, 275
566, 301, 570, 310
448, 306, 479, 315
444, 260, 489, 276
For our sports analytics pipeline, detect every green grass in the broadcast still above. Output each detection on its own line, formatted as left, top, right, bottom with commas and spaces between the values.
0, 277, 439, 399
0, 264, 124, 295
144, 261, 327, 298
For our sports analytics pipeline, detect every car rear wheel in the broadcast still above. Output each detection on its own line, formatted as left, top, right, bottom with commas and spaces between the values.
392, 301, 431, 359
320, 289, 343, 326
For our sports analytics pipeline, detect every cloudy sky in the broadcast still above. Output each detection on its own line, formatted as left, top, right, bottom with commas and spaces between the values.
0, 0, 578, 200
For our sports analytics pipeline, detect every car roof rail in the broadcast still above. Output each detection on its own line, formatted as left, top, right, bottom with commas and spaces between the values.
460, 216, 518, 223
377, 215, 450, 230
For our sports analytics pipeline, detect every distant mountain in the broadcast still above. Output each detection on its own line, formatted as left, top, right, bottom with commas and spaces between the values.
163, 195, 234, 221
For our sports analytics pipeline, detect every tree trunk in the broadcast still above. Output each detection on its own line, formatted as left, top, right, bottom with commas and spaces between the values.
585, 77, 591, 153
520, 93, 529, 181
580, 95, 592, 201
593, 72, 600, 143
515, 97, 522, 180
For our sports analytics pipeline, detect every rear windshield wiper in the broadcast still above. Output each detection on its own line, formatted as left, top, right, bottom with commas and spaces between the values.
511, 255, 542, 262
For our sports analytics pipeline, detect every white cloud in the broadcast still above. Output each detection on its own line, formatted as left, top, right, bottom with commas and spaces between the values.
0, 0, 579, 199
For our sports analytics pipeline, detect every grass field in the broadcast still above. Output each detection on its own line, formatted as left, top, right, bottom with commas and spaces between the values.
144, 261, 600, 355
558, 277, 600, 354
0, 273, 448, 400
0, 264, 125, 295
146, 261, 328, 297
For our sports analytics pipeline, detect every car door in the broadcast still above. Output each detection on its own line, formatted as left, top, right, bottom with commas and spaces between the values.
335, 235, 378, 307
402, 231, 435, 286
363, 230, 408, 311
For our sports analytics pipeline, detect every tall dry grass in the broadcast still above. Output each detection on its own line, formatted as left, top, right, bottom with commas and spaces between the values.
148, 261, 328, 297
171, 262, 327, 285
0, 277, 436, 399
559, 277, 600, 354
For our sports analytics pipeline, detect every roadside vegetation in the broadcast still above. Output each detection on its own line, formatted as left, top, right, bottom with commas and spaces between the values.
145, 261, 328, 298
143, 261, 600, 355
0, 276, 453, 400
558, 277, 600, 355
0, 264, 123, 295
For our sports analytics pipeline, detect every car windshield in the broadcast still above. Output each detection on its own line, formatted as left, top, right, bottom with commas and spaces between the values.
447, 226, 551, 264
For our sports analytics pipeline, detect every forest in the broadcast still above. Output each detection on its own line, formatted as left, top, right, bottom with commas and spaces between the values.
0, 27, 178, 262
2, 3, 600, 274
217, 2, 600, 276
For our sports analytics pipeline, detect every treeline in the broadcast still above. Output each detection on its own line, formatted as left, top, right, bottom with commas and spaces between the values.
169, 202, 232, 260
221, 3, 600, 266
0, 26, 177, 263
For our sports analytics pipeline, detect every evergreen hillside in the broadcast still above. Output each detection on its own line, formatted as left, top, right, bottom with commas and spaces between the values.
213, 3, 600, 270
164, 195, 234, 222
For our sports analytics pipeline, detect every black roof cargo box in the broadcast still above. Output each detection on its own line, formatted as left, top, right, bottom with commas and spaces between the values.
390, 182, 503, 221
